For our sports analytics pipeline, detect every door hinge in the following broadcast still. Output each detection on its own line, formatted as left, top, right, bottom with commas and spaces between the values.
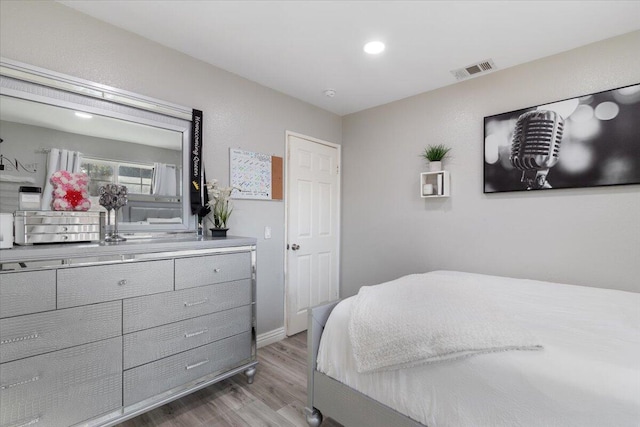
336, 165, 339, 175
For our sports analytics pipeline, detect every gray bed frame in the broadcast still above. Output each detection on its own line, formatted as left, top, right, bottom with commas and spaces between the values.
305, 301, 426, 427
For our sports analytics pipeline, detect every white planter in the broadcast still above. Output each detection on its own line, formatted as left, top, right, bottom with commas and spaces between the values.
429, 161, 442, 172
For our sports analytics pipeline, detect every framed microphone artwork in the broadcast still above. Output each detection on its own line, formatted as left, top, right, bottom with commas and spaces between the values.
483, 83, 640, 193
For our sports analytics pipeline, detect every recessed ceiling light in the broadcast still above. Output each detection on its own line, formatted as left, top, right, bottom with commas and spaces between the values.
363, 41, 385, 55
75, 111, 92, 119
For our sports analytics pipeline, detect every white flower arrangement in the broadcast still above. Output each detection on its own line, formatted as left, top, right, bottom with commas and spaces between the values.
205, 179, 234, 229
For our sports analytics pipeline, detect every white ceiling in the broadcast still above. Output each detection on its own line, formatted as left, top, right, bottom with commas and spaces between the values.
58, 1, 640, 116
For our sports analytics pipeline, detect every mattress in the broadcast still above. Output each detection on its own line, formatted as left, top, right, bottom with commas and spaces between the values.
316, 271, 640, 427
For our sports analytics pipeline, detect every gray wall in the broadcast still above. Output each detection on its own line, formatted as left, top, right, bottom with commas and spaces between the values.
0, 120, 181, 196
0, 0, 342, 335
341, 31, 640, 295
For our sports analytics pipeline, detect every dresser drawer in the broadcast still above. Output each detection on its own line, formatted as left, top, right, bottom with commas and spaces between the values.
0, 270, 56, 319
174, 252, 251, 290
124, 305, 251, 369
124, 331, 251, 406
123, 279, 252, 333
57, 259, 174, 308
1, 301, 121, 363
0, 336, 122, 427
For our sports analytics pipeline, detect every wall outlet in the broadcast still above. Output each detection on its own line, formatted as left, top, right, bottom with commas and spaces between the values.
264, 226, 272, 239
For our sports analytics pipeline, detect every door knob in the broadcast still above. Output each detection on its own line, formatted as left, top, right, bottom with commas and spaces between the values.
291, 244, 300, 251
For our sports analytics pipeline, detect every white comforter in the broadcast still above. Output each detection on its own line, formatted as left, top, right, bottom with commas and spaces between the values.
349, 273, 542, 373
317, 271, 640, 427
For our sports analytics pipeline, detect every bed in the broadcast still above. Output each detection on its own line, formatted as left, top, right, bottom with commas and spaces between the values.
121, 199, 182, 223
305, 270, 640, 427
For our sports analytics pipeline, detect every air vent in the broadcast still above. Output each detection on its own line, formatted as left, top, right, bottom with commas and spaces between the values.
451, 59, 497, 81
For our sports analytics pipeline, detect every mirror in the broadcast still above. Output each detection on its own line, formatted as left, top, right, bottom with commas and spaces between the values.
0, 58, 196, 234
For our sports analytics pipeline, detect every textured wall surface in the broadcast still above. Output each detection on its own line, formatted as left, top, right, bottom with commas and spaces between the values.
342, 31, 640, 294
0, 0, 342, 335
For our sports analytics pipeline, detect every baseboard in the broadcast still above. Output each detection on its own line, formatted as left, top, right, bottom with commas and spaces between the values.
257, 327, 286, 348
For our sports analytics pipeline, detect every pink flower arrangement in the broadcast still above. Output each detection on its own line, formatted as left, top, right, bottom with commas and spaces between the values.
50, 170, 91, 211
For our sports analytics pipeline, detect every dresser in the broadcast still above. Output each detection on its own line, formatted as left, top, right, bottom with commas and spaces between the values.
0, 236, 257, 427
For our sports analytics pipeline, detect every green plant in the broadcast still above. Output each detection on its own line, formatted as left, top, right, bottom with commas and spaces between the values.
422, 144, 452, 162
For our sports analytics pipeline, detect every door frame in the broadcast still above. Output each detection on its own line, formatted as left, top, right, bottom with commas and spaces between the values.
284, 130, 341, 336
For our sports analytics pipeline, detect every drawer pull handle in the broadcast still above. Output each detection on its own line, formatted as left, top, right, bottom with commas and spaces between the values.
186, 359, 209, 370
118, 279, 128, 286
213, 268, 221, 273
1, 376, 40, 390
14, 418, 40, 427
1, 333, 39, 345
184, 298, 208, 307
184, 328, 208, 338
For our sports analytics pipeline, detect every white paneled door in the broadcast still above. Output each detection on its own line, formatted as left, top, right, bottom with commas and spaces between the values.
285, 133, 340, 336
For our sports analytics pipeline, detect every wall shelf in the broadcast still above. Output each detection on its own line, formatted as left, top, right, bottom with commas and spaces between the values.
420, 171, 450, 198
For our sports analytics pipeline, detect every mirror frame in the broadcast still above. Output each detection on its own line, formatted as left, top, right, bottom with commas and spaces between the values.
0, 57, 197, 234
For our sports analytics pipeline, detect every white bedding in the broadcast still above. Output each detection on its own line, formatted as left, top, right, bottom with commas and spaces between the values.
349, 273, 542, 373
316, 271, 640, 427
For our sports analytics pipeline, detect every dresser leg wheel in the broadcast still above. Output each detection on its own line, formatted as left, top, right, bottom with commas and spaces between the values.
305, 407, 323, 427
244, 366, 257, 384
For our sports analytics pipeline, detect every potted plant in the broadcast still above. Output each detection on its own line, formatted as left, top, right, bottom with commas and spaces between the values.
205, 179, 234, 237
422, 144, 451, 171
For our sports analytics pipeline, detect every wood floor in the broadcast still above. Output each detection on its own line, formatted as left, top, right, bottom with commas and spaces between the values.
117, 332, 342, 427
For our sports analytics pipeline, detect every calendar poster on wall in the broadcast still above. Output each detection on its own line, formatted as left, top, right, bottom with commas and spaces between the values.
230, 148, 283, 200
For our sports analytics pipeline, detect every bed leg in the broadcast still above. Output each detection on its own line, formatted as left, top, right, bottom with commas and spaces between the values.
304, 407, 323, 427
244, 366, 257, 384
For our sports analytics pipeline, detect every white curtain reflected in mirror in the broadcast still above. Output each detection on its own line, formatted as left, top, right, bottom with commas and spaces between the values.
152, 163, 177, 196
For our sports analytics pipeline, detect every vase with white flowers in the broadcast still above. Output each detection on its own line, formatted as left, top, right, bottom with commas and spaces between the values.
205, 179, 234, 237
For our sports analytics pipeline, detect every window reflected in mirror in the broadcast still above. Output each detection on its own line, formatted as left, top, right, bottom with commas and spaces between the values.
82, 158, 154, 196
